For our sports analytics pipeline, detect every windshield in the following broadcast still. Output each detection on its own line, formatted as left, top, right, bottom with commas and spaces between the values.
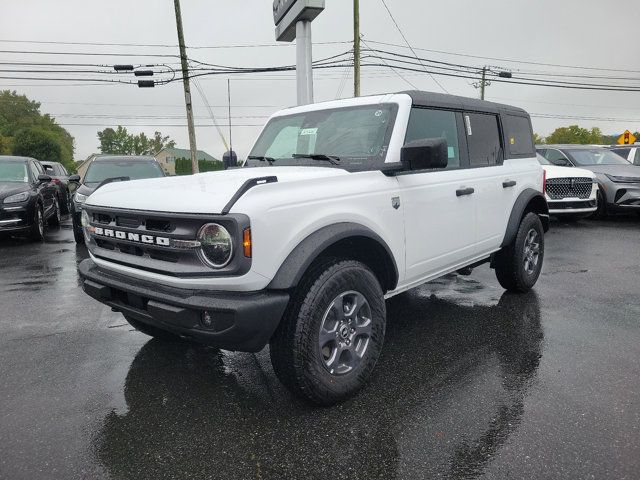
536, 153, 551, 165
247, 104, 397, 170
84, 160, 164, 184
566, 149, 630, 166
0, 162, 29, 183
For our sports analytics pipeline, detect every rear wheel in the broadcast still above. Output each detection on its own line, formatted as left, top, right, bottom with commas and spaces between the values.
494, 212, 544, 293
123, 315, 185, 342
48, 198, 61, 226
270, 259, 386, 406
29, 205, 45, 241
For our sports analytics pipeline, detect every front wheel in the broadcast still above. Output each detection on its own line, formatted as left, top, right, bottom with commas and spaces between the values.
29, 205, 45, 241
269, 259, 386, 406
494, 212, 545, 293
591, 189, 607, 219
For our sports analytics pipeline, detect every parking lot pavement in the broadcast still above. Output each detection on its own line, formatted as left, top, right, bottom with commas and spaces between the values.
1, 216, 640, 479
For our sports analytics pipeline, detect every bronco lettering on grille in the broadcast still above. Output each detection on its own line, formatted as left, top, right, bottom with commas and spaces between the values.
92, 226, 170, 246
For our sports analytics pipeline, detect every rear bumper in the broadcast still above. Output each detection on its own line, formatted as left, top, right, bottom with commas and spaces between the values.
78, 259, 289, 352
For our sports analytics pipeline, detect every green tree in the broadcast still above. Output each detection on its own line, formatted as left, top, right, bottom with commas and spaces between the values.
0, 90, 75, 170
148, 131, 176, 154
12, 127, 63, 162
545, 125, 603, 145
175, 158, 223, 175
97, 126, 133, 154
533, 133, 545, 145
97, 127, 176, 155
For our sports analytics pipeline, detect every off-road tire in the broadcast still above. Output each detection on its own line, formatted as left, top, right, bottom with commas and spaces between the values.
494, 212, 544, 293
269, 258, 386, 406
29, 204, 45, 241
123, 315, 185, 342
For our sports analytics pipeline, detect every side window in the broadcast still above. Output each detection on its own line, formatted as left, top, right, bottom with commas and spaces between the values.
60, 165, 69, 176
611, 148, 630, 160
43, 164, 55, 174
465, 113, 502, 167
543, 149, 570, 166
404, 108, 460, 169
29, 162, 40, 182
634, 149, 640, 165
503, 115, 535, 156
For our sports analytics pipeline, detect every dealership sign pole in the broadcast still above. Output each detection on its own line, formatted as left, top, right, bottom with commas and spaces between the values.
273, 0, 325, 105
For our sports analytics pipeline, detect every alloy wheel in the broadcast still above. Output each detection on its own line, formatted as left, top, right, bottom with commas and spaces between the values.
523, 228, 540, 275
318, 290, 372, 376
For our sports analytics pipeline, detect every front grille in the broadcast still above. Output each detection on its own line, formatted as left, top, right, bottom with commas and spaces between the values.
82, 205, 249, 278
546, 178, 593, 200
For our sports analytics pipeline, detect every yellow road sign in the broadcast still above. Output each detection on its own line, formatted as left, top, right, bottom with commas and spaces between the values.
617, 130, 637, 145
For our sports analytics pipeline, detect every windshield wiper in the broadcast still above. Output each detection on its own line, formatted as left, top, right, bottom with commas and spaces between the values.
248, 155, 276, 165
95, 176, 130, 190
292, 153, 341, 165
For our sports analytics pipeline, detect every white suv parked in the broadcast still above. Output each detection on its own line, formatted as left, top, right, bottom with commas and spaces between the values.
78, 92, 549, 405
537, 154, 598, 219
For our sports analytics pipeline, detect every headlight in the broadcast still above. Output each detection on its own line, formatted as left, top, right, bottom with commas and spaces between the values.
605, 174, 640, 183
74, 192, 87, 203
197, 223, 233, 268
81, 209, 90, 228
3, 191, 30, 204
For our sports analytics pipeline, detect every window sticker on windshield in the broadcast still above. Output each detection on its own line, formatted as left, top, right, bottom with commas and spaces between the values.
448, 147, 455, 159
300, 128, 318, 136
375, 110, 383, 117
510, 137, 516, 145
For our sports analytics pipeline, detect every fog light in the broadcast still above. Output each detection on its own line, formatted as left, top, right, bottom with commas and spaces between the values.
201, 311, 214, 328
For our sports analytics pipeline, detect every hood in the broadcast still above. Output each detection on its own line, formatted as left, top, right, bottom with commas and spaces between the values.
85, 166, 350, 214
0, 182, 29, 200
580, 164, 640, 178
542, 165, 595, 180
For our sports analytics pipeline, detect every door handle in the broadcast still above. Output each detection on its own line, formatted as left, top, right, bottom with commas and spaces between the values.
456, 187, 475, 197
502, 180, 517, 188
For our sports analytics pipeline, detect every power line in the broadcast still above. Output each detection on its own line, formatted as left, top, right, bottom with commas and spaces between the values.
365, 39, 640, 74
378, 0, 448, 93
361, 38, 418, 90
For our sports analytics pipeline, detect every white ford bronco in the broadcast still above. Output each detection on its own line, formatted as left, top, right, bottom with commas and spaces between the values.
79, 91, 549, 405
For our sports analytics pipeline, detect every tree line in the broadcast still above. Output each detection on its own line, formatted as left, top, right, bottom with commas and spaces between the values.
0, 90, 76, 172
534, 125, 639, 145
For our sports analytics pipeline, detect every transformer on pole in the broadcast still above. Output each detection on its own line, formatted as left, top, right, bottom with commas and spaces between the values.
273, 0, 325, 105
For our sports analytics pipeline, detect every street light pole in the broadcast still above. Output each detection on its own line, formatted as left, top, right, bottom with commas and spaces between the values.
353, 0, 360, 97
480, 66, 487, 100
174, 0, 199, 174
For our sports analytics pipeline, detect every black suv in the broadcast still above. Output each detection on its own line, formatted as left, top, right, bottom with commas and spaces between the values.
71, 155, 165, 243
0, 156, 60, 240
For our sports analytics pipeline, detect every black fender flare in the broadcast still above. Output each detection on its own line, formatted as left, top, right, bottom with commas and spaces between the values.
267, 222, 399, 291
501, 188, 549, 248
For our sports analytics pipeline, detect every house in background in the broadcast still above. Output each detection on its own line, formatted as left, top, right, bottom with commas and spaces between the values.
154, 148, 217, 175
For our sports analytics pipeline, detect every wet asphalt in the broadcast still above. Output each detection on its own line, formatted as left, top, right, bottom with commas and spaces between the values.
1, 215, 639, 480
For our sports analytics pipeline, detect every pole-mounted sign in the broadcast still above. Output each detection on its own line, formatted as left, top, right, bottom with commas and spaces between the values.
273, 0, 325, 105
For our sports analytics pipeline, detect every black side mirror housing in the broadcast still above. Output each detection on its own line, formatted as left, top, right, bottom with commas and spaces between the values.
401, 138, 448, 171
37, 174, 52, 183
69, 174, 81, 182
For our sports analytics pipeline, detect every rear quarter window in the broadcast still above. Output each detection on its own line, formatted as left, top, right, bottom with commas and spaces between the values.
503, 114, 535, 157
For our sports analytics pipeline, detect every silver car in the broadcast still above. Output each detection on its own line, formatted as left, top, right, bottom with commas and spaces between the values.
537, 145, 640, 217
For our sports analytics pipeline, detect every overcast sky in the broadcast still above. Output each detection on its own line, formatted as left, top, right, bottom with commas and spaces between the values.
1, 0, 638, 160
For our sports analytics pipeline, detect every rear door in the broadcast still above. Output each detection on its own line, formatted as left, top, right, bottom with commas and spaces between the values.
396, 107, 478, 284
463, 112, 516, 253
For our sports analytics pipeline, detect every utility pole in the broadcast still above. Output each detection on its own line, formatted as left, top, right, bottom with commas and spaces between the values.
227, 79, 233, 157
353, 0, 360, 97
174, 0, 199, 174
480, 66, 487, 100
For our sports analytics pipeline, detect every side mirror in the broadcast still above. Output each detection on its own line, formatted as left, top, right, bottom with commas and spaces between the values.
37, 174, 52, 183
68, 174, 80, 193
553, 158, 570, 167
69, 174, 81, 182
401, 138, 448, 171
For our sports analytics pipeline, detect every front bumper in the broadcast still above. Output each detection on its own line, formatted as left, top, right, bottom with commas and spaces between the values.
0, 203, 34, 232
603, 182, 640, 211
79, 259, 289, 352
547, 199, 597, 215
